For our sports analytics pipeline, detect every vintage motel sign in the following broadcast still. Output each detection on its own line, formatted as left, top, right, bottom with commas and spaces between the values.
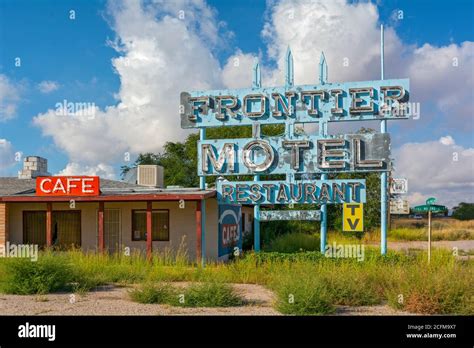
36, 176, 100, 196
390, 178, 408, 194
199, 133, 391, 176
343, 203, 364, 232
260, 210, 321, 221
390, 199, 410, 214
181, 79, 410, 129
217, 179, 365, 205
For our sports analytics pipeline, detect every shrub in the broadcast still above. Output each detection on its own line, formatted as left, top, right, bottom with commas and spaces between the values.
175, 282, 244, 307
129, 282, 244, 308
129, 283, 175, 304
0, 256, 72, 294
273, 275, 335, 315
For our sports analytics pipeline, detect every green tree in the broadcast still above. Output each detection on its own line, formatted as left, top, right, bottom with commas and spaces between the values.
452, 202, 474, 220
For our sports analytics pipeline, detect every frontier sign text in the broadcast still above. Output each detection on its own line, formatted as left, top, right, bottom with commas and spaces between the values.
181, 79, 409, 128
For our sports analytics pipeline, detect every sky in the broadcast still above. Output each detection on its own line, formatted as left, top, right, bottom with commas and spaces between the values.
0, 0, 473, 208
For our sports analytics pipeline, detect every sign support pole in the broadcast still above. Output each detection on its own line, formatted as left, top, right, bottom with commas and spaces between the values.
319, 52, 328, 254
252, 59, 262, 252
254, 175, 261, 252
199, 128, 206, 266
380, 24, 388, 255
428, 210, 432, 263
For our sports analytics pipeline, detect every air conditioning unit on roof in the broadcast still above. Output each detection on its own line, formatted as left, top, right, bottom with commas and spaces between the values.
137, 165, 164, 187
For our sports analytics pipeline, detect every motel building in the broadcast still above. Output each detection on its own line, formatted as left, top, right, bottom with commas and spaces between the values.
0, 156, 253, 262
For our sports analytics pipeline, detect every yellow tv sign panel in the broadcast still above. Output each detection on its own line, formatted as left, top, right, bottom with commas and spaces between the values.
343, 203, 364, 232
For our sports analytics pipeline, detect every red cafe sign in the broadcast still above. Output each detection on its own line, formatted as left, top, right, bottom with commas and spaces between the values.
36, 176, 100, 196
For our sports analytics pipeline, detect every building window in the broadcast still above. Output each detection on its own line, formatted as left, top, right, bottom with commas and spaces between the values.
23, 211, 81, 248
132, 210, 169, 241
23, 211, 46, 246
52, 211, 81, 248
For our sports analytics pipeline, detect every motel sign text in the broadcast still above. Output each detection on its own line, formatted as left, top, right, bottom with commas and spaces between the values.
199, 133, 391, 176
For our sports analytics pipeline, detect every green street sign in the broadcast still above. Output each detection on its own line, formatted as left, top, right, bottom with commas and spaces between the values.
426, 197, 436, 205
413, 204, 447, 213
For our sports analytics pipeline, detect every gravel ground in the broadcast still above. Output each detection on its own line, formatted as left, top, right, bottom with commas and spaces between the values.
0, 283, 411, 316
0, 283, 280, 316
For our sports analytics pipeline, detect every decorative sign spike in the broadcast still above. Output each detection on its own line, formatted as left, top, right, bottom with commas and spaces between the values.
285, 46, 294, 88
319, 51, 328, 85
252, 58, 261, 89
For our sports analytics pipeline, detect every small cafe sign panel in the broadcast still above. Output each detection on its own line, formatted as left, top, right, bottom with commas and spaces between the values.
36, 176, 100, 196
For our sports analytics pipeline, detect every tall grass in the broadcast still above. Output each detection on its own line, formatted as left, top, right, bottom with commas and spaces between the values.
264, 232, 320, 253
388, 218, 474, 241
0, 248, 471, 315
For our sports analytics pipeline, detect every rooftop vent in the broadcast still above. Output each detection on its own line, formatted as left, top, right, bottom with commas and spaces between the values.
18, 156, 51, 179
137, 165, 164, 187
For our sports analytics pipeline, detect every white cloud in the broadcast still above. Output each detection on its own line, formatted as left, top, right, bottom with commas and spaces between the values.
222, 51, 259, 89
0, 74, 21, 122
405, 42, 474, 131
37, 80, 60, 94
57, 162, 116, 179
0, 139, 17, 175
261, 0, 473, 132
393, 136, 474, 208
439, 135, 455, 146
34, 0, 225, 169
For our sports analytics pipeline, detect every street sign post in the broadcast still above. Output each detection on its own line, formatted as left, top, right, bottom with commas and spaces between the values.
413, 198, 447, 263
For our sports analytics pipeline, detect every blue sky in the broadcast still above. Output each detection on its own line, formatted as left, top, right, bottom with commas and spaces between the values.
0, 0, 473, 207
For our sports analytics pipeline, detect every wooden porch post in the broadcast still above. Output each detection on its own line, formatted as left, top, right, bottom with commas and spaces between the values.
46, 202, 52, 247
146, 201, 152, 260
196, 200, 202, 263
98, 201, 105, 253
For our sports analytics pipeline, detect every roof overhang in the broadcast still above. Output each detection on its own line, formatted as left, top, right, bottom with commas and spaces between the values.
0, 191, 216, 202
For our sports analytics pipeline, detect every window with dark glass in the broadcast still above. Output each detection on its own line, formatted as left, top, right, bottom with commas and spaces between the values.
131, 210, 169, 241
23, 211, 81, 248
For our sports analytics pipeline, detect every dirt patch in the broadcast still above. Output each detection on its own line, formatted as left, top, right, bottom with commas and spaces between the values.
0, 283, 413, 316
0, 283, 280, 316
332, 304, 417, 316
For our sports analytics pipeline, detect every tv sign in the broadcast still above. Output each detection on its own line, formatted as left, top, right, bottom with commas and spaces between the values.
218, 204, 242, 257
36, 176, 100, 196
